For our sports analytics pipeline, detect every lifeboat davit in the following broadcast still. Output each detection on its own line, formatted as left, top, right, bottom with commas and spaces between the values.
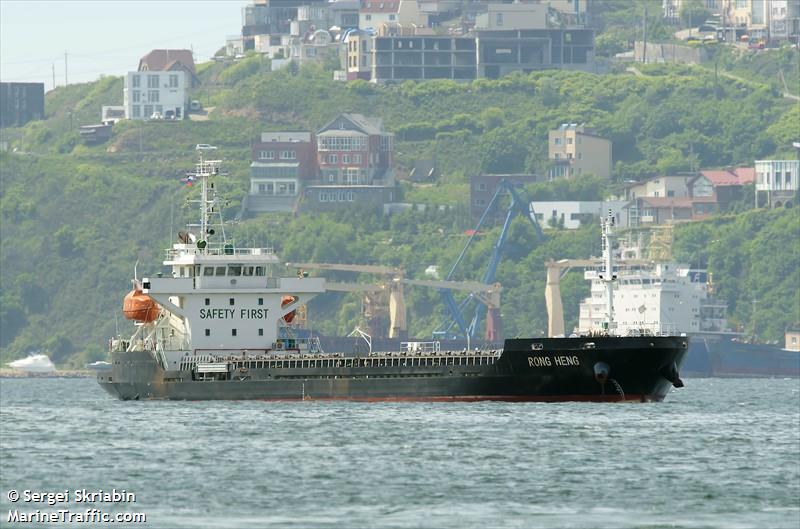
123, 289, 160, 322
282, 295, 298, 323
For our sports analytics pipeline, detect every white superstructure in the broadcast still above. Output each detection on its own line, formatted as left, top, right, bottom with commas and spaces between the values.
578, 255, 730, 338
114, 146, 325, 368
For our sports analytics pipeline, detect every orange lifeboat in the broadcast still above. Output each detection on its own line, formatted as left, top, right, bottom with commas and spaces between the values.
123, 289, 160, 322
282, 295, 298, 323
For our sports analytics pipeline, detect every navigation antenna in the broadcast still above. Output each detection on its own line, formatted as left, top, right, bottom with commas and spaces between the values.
598, 210, 618, 333
191, 145, 229, 254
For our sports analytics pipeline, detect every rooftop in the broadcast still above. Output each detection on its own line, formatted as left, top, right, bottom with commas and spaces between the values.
360, 0, 400, 13
260, 132, 312, 143
138, 49, 196, 75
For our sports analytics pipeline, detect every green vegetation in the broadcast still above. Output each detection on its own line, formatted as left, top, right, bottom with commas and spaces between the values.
1, 48, 798, 365
673, 209, 800, 341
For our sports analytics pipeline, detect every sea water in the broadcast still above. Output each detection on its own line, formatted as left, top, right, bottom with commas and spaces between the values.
1, 378, 798, 529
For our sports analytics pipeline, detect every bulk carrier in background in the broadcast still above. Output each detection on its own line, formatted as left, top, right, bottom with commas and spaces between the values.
571, 243, 799, 378
97, 147, 688, 402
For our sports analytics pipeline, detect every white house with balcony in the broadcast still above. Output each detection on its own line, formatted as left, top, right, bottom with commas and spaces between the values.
755, 159, 799, 208
123, 70, 190, 120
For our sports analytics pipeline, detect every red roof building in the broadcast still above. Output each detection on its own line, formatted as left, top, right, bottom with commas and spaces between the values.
138, 49, 196, 80
688, 166, 755, 211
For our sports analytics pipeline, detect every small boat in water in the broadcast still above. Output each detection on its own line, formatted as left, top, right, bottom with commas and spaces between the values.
7, 354, 56, 374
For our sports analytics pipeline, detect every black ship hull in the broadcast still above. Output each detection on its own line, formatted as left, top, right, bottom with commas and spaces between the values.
98, 336, 688, 402
683, 338, 800, 378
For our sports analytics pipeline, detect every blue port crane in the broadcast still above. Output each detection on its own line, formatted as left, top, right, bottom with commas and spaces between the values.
434, 180, 545, 342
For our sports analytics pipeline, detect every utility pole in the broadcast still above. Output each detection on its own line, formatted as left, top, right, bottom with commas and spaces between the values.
52, 63, 56, 91
64, 51, 68, 86
642, 4, 648, 64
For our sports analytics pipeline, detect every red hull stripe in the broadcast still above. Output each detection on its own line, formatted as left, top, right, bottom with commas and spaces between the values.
257, 394, 659, 403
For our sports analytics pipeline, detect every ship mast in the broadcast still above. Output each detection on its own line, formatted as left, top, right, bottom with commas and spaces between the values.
599, 210, 618, 333
192, 145, 225, 253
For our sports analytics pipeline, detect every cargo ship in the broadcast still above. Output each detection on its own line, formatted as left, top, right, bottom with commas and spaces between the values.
576, 251, 799, 378
97, 148, 687, 402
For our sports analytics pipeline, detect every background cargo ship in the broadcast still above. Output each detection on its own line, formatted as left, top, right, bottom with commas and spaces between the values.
571, 246, 799, 378
97, 148, 687, 402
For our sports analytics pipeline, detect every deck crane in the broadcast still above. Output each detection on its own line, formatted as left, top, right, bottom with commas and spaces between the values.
285, 263, 500, 340
436, 180, 545, 342
285, 263, 406, 339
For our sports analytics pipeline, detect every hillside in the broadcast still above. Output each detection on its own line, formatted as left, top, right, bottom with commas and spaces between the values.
1, 56, 798, 366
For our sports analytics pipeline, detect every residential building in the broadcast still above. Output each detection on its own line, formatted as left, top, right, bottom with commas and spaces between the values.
623, 175, 693, 200
288, 29, 343, 68
621, 174, 717, 226
754, 159, 799, 208
305, 113, 396, 211
123, 70, 189, 120
246, 132, 317, 214
137, 49, 196, 85
418, 0, 463, 26
359, 0, 428, 31
531, 200, 630, 230
790, 0, 800, 43
345, 30, 374, 80
543, 0, 590, 25
241, 0, 329, 50
630, 196, 718, 226
718, 0, 793, 41
476, 2, 549, 31
372, 34, 477, 82
0, 82, 44, 128
331, 0, 361, 29
123, 49, 196, 120
470, 173, 543, 220
548, 124, 612, 180
687, 167, 755, 210
474, 3, 595, 79
663, 0, 720, 24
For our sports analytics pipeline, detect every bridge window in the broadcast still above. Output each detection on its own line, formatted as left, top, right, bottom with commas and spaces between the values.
204, 267, 214, 276
215, 266, 226, 276
255, 266, 265, 276
228, 265, 242, 276
243, 266, 254, 276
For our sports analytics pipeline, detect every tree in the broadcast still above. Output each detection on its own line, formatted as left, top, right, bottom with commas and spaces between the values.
679, 0, 710, 27
478, 128, 528, 174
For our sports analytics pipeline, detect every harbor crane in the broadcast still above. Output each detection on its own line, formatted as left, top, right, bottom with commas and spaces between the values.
435, 180, 545, 342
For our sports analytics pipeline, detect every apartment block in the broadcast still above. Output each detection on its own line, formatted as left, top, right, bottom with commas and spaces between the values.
372, 35, 477, 82
548, 124, 612, 180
